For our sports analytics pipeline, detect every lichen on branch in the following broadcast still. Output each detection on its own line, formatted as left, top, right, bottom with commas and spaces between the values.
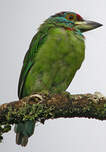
0, 92, 106, 142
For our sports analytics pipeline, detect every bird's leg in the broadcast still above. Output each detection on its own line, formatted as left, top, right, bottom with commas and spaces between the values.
29, 93, 43, 102
61, 91, 73, 104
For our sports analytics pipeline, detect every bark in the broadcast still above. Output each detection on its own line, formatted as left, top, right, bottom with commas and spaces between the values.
0, 92, 106, 142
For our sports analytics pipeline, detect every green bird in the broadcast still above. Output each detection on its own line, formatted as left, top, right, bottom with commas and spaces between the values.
14, 11, 102, 146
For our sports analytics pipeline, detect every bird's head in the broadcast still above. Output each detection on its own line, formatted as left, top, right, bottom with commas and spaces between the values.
46, 11, 102, 33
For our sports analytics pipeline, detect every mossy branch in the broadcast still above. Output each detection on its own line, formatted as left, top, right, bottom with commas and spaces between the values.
0, 92, 106, 142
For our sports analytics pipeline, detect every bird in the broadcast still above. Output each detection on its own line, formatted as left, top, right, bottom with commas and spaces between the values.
14, 11, 102, 146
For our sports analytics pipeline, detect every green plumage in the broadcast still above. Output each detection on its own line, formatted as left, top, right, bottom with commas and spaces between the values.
22, 28, 85, 96
14, 11, 102, 146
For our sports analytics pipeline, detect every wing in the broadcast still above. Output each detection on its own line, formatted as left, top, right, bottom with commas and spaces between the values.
18, 32, 47, 99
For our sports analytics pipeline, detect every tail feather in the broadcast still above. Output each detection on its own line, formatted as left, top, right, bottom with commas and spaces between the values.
16, 133, 28, 146
16, 133, 22, 145
21, 136, 28, 147
14, 120, 35, 146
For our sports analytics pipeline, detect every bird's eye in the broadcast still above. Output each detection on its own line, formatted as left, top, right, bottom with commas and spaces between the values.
66, 14, 75, 21
69, 15, 74, 20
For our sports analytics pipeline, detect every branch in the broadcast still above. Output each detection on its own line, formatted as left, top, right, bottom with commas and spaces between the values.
0, 92, 106, 142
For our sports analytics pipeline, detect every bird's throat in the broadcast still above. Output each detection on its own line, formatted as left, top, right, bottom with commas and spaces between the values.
64, 27, 74, 31
64, 27, 85, 39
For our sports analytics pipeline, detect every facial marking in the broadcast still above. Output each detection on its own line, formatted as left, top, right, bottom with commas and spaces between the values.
76, 14, 83, 21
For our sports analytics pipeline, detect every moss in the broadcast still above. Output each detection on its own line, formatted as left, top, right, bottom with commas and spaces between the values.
0, 93, 106, 143
0, 124, 11, 143
104, 104, 106, 108
0, 102, 56, 142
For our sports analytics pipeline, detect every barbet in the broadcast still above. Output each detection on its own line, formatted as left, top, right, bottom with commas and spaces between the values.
14, 11, 102, 146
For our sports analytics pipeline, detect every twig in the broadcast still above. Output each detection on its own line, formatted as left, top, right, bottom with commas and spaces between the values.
0, 92, 106, 142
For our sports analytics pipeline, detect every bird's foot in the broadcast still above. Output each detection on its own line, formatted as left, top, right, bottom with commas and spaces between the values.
61, 91, 73, 104
29, 93, 43, 103
61, 91, 71, 96
29, 90, 50, 103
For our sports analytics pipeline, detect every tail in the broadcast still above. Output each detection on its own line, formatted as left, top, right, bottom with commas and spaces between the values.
16, 132, 28, 146
14, 120, 35, 146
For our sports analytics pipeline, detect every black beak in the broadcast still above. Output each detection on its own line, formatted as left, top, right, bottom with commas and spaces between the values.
75, 20, 103, 32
